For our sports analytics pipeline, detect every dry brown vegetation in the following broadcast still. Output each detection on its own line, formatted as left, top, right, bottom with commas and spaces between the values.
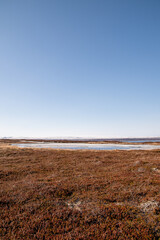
0, 142, 160, 239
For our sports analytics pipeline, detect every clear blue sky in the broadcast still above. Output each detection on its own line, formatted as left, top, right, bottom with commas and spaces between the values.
0, 0, 160, 138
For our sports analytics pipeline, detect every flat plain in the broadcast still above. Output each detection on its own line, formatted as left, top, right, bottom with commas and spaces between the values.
0, 140, 160, 239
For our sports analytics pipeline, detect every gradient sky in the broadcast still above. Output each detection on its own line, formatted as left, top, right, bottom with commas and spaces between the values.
0, 0, 160, 138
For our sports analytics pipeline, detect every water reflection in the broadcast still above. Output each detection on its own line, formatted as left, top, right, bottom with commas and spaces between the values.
13, 143, 160, 150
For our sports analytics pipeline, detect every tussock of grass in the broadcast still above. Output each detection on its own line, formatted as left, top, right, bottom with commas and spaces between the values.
0, 143, 160, 239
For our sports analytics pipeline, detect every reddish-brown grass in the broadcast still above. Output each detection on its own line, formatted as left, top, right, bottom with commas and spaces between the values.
0, 141, 160, 239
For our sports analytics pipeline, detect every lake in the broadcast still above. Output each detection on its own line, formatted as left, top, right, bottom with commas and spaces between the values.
13, 143, 160, 150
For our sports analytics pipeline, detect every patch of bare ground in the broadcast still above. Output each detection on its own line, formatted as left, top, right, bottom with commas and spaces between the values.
0, 142, 160, 239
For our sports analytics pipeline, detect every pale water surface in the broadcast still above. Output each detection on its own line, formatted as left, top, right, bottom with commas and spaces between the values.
13, 143, 160, 150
